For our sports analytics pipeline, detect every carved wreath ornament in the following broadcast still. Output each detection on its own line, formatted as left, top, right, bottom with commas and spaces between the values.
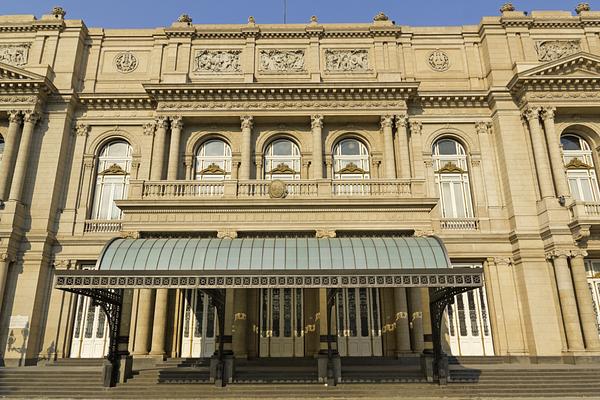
428, 49, 450, 72
268, 180, 287, 199
114, 52, 138, 73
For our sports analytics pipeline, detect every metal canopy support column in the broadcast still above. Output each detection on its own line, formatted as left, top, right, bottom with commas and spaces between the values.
429, 286, 473, 385
61, 288, 125, 387
202, 288, 230, 387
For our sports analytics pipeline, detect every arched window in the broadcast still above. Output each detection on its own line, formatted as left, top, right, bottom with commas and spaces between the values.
433, 138, 474, 219
561, 134, 600, 202
332, 138, 370, 180
263, 139, 300, 180
195, 139, 232, 180
0, 134, 4, 162
91, 140, 132, 220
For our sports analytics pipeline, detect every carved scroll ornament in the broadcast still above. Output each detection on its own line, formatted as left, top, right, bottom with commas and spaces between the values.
0, 44, 30, 67
193, 50, 241, 73
259, 50, 305, 72
325, 49, 369, 72
114, 52, 138, 73
535, 41, 581, 62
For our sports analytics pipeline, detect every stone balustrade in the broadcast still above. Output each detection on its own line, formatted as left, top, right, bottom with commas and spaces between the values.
83, 219, 123, 233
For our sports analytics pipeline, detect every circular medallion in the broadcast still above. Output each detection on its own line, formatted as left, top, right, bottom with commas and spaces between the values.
268, 180, 288, 199
428, 49, 450, 72
114, 52, 138, 73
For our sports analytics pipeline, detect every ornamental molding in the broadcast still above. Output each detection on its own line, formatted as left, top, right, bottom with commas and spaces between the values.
120, 231, 140, 239
315, 229, 336, 239
158, 99, 407, 112
428, 49, 450, 72
0, 43, 30, 67
100, 163, 128, 175
535, 40, 581, 62
200, 163, 226, 175
193, 50, 242, 73
324, 49, 369, 72
217, 229, 238, 239
336, 162, 366, 175
259, 49, 305, 72
114, 52, 138, 73
268, 163, 297, 175
436, 162, 465, 174
565, 157, 593, 169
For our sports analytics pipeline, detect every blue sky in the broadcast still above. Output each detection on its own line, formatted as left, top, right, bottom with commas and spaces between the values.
1, 1, 598, 28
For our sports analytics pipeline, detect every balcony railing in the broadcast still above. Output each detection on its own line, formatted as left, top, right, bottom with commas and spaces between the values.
440, 218, 479, 231
569, 201, 600, 219
128, 179, 417, 200
84, 219, 122, 233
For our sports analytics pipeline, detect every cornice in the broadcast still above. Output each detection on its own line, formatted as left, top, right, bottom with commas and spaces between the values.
78, 93, 155, 110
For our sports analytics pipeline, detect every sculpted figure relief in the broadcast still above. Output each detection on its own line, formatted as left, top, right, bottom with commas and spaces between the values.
428, 49, 450, 72
259, 49, 305, 72
193, 50, 242, 73
325, 49, 369, 71
0, 44, 29, 67
535, 41, 581, 61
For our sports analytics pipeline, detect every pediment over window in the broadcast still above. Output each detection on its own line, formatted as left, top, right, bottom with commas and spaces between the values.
509, 53, 600, 92
0, 61, 56, 94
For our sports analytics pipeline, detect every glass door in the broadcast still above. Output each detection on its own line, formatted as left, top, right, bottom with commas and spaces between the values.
181, 290, 217, 358
259, 288, 304, 357
336, 288, 382, 356
70, 295, 109, 358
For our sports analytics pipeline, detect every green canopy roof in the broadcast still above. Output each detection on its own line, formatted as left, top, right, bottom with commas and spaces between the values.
98, 237, 451, 272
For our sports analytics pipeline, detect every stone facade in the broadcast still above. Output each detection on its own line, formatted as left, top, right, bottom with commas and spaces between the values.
1, 6, 600, 366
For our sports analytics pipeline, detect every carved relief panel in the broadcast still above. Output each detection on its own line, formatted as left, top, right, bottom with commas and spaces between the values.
324, 49, 369, 72
193, 50, 242, 73
259, 49, 305, 72
0, 44, 30, 67
535, 40, 581, 61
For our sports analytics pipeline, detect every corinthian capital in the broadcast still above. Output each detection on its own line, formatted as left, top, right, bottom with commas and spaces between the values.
545, 249, 570, 260
475, 121, 491, 135
409, 120, 422, 135
540, 106, 556, 121
75, 123, 89, 137
23, 110, 39, 125
395, 114, 408, 129
143, 122, 156, 136
380, 115, 394, 129
241, 115, 253, 130
170, 116, 183, 130
155, 116, 169, 129
7, 110, 22, 125
311, 115, 323, 129
570, 249, 588, 258
523, 107, 540, 122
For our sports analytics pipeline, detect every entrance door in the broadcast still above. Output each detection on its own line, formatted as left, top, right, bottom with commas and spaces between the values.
181, 290, 217, 358
336, 288, 382, 356
446, 286, 494, 356
70, 295, 109, 358
259, 288, 304, 357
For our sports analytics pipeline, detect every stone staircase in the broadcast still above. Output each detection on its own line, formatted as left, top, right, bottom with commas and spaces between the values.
1, 357, 600, 398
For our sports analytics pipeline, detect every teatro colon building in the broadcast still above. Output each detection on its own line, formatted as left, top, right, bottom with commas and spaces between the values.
0, 2, 600, 388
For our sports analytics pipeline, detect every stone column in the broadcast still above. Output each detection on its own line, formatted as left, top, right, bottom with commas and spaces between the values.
167, 116, 183, 180
396, 115, 411, 179
151, 117, 169, 181
149, 289, 169, 357
475, 122, 500, 207
8, 111, 39, 202
381, 115, 397, 179
0, 253, 13, 313
409, 120, 424, 179
541, 107, 570, 199
311, 115, 323, 179
523, 107, 554, 199
0, 111, 22, 200
318, 287, 329, 352
408, 288, 424, 352
393, 287, 411, 354
232, 289, 248, 357
132, 289, 155, 355
548, 251, 585, 351
570, 250, 600, 350
240, 116, 253, 180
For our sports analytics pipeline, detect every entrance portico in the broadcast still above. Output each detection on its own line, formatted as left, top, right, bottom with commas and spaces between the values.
54, 236, 482, 386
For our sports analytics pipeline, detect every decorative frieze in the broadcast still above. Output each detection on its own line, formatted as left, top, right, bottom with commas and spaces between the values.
259, 49, 305, 72
535, 40, 581, 62
428, 49, 450, 72
114, 52, 138, 73
193, 50, 241, 73
0, 44, 30, 67
325, 49, 369, 72
158, 99, 406, 112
